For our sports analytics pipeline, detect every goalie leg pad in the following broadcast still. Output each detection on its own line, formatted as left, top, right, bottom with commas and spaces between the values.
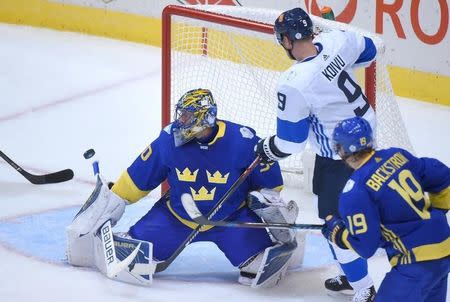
93, 226, 155, 286
238, 252, 265, 286
239, 240, 298, 288
248, 189, 299, 243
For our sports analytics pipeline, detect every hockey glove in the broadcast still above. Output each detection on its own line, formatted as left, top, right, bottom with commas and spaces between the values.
321, 215, 348, 250
254, 136, 290, 164
247, 189, 298, 243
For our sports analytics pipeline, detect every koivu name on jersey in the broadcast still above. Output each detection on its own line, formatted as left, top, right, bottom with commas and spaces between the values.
321, 55, 346, 82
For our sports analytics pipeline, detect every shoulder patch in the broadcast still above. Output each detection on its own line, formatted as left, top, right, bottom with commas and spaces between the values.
342, 179, 355, 193
163, 123, 172, 134
240, 127, 254, 139
286, 70, 297, 81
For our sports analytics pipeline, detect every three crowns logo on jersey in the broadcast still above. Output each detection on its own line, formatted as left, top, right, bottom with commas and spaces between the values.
206, 170, 229, 184
176, 168, 199, 182
176, 167, 229, 201
190, 186, 216, 201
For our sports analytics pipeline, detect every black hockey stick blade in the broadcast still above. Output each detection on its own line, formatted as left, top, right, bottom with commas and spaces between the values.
181, 193, 322, 230
27, 168, 74, 184
0, 150, 74, 184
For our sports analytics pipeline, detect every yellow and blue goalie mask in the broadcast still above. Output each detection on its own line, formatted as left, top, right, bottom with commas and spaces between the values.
173, 88, 217, 147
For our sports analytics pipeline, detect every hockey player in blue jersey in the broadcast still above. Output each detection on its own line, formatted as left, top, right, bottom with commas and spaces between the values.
66, 88, 299, 287
255, 7, 376, 301
322, 116, 450, 302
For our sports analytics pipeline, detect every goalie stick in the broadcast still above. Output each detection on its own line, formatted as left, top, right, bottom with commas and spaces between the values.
0, 150, 74, 184
181, 193, 322, 230
155, 156, 262, 272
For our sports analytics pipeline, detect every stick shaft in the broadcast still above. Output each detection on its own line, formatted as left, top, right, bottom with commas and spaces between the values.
194, 215, 322, 230
155, 156, 262, 272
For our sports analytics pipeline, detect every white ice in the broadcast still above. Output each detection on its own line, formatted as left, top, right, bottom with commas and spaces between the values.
0, 23, 449, 302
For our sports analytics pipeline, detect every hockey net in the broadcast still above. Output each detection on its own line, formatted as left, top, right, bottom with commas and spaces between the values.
161, 5, 413, 189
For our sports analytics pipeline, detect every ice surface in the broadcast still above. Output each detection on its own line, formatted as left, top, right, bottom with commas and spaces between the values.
0, 23, 448, 302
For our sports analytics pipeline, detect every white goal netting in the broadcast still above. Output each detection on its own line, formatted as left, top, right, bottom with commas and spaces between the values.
163, 5, 413, 189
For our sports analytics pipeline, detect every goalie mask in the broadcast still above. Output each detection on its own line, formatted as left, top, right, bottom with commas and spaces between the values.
173, 88, 217, 147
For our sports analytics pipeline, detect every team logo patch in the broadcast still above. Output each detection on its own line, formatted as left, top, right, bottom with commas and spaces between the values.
240, 127, 254, 139
286, 70, 297, 81
342, 179, 355, 193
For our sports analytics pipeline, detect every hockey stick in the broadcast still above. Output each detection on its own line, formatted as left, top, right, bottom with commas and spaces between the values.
155, 156, 262, 273
181, 193, 322, 230
0, 150, 74, 184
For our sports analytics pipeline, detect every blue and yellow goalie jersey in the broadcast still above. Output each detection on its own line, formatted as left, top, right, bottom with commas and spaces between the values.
112, 120, 283, 222
339, 147, 449, 266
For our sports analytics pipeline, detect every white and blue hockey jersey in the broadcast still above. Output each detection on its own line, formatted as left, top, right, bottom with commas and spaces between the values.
274, 29, 377, 159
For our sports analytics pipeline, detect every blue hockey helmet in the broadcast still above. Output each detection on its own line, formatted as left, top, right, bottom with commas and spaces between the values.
274, 7, 314, 44
332, 117, 374, 157
173, 88, 217, 146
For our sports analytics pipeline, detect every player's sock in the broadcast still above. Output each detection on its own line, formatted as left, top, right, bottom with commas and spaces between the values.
327, 242, 374, 294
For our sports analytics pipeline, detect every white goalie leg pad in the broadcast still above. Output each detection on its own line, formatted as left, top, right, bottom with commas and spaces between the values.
287, 231, 307, 269
239, 241, 297, 288
65, 231, 96, 267
66, 176, 126, 267
238, 252, 265, 286
248, 189, 299, 243
93, 222, 155, 286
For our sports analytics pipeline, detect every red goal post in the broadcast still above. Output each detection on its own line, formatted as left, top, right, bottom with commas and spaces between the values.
161, 5, 411, 189
162, 5, 377, 125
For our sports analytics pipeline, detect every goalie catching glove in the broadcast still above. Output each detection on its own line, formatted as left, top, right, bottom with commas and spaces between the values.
247, 188, 299, 243
254, 136, 290, 164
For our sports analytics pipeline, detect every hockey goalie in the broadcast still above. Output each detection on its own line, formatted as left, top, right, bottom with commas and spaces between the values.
65, 88, 301, 287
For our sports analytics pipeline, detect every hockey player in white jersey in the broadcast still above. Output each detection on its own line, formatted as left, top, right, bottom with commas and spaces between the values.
255, 7, 377, 302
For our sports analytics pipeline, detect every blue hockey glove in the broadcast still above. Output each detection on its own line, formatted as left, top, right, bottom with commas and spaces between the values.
322, 215, 348, 249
